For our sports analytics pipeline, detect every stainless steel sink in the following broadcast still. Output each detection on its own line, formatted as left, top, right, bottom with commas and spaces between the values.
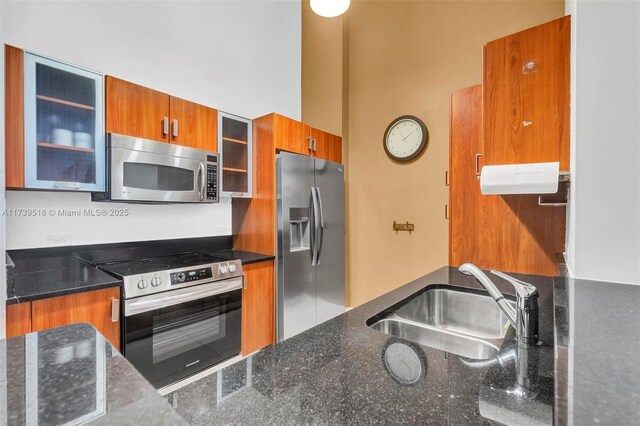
371, 316, 500, 360
369, 286, 515, 360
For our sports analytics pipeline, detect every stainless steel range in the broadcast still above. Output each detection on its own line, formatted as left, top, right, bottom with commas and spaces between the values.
97, 252, 243, 390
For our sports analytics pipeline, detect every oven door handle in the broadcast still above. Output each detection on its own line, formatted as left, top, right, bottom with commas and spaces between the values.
124, 278, 242, 316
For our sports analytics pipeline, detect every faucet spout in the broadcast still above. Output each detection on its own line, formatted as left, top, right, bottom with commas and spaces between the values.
458, 263, 539, 343
458, 263, 517, 328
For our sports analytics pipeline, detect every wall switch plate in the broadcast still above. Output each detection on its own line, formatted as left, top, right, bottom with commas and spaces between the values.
46, 234, 72, 246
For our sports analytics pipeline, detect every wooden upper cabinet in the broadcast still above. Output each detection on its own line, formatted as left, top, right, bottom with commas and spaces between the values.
272, 114, 343, 163
5, 45, 25, 189
169, 96, 217, 151
273, 114, 311, 156
31, 287, 121, 350
311, 127, 342, 163
483, 16, 570, 170
106, 76, 170, 143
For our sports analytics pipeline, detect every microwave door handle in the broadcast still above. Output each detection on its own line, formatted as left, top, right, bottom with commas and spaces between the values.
198, 162, 206, 201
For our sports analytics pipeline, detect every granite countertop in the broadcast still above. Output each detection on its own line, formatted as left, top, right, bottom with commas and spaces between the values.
167, 266, 556, 425
2, 322, 185, 425
554, 276, 640, 424
5, 236, 271, 304
6, 251, 121, 305
211, 249, 275, 265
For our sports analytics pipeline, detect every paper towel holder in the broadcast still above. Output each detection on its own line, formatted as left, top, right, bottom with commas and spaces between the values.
538, 171, 570, 207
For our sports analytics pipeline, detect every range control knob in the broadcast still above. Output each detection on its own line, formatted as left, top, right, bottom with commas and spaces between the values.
137, 279, 148, 290
218, 265, 228, 275
151, 277, 162, 287
228, 264, 237, 273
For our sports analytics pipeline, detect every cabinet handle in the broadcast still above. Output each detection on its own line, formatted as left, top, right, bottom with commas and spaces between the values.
475, 153, 482, 180
111, 298, 120, 322
172, 119, 179, 138
163, 117, 169, 136
313, 138, 317, 151
242, 273, 247, 290
445, 204, 449, 219
445, 170, 449, 186
307, 136, 313, 151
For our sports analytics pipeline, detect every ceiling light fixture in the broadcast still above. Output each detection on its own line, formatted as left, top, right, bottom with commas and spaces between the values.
310, 0, 350, 18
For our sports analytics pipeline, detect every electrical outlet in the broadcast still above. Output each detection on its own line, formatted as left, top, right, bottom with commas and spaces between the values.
46, 234, 72, 246
216, 227, 230, 235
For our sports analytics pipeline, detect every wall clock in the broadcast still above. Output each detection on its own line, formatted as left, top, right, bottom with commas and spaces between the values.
383, 115, 429, 162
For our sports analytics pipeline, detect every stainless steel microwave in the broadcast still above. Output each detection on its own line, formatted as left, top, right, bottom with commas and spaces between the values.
92, 133, 218, 203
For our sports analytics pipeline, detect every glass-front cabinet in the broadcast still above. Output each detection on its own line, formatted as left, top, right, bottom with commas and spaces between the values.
219, 112, 252, 197
24, 53, 105, 191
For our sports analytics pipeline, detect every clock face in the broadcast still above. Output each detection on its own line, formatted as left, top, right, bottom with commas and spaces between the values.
383, 116, 428, 162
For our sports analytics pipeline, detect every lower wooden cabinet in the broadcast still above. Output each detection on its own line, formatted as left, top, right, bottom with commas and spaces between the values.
241, 260, 275, 355
6, 302, 32, 338
5, 287, 121, 350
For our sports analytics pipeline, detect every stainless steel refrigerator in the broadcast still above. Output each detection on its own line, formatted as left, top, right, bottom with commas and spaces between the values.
276, 152, 345, 342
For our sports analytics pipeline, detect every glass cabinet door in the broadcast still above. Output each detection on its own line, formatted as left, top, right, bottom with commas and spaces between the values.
219, 112, 252, 197
24, 53, 105, 191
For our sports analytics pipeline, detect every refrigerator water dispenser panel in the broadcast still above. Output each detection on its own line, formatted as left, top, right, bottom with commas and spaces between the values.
289, 207, 310, 252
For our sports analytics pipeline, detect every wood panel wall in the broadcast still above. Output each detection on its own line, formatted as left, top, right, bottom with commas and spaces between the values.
5, 45, 24, 188
484, 16, 570, 170
232, 113, 277, 255
449, 85, 566, 276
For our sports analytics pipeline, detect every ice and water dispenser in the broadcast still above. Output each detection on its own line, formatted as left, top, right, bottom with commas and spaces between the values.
289, 207, 310, 252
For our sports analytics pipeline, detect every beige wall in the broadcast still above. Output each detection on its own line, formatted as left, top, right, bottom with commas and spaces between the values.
301, 0, 344, 136
303, 0, 565, 307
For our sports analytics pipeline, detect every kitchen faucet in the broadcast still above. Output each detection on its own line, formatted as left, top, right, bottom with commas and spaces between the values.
458, 263, 539, 344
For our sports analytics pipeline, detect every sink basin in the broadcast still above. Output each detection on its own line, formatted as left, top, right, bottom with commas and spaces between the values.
368, 286, 515, 360
395, 287, 513, 339
371, 316, 500, 360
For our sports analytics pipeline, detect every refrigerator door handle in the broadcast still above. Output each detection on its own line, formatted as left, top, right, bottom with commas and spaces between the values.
315, 187, 325, 265
310, 186, 321, 265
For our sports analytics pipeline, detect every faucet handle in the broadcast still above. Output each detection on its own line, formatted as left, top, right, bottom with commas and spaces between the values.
490, 270, 538, 300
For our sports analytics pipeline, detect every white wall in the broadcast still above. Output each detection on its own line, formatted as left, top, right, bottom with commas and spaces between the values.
2, 0, 301, 249
565, 0, 640, 285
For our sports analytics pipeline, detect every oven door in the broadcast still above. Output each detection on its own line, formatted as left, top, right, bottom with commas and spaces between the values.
108, 134, 214, 203
123, 278, 242, 389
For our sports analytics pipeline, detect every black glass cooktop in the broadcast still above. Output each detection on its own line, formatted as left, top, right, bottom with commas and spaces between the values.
99, 252, 225, 277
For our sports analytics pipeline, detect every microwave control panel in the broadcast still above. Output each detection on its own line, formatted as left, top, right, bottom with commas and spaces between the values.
206, 156, 218, 201
171, 267, 213, 285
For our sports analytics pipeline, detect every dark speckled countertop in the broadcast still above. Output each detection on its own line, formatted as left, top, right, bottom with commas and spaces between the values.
6, 251, 122, 305
167, 266, 556, 425
3, 323, 185, 425
554, 276, 640, 425
6, 236, 273, 305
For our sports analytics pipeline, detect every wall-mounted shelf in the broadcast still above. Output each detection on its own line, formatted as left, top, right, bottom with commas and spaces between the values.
36, 94, 96, 111
222, 137, 247, 145
223, 167, 247, 173
37, 142, 95, 153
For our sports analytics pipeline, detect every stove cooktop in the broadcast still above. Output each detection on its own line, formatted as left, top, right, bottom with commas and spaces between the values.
97, 252, 243, 299
100, 252, 226, 277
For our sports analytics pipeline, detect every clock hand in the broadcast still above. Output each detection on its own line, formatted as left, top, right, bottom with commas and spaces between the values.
402, 131, 414, 142
396, 126, 406, 140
